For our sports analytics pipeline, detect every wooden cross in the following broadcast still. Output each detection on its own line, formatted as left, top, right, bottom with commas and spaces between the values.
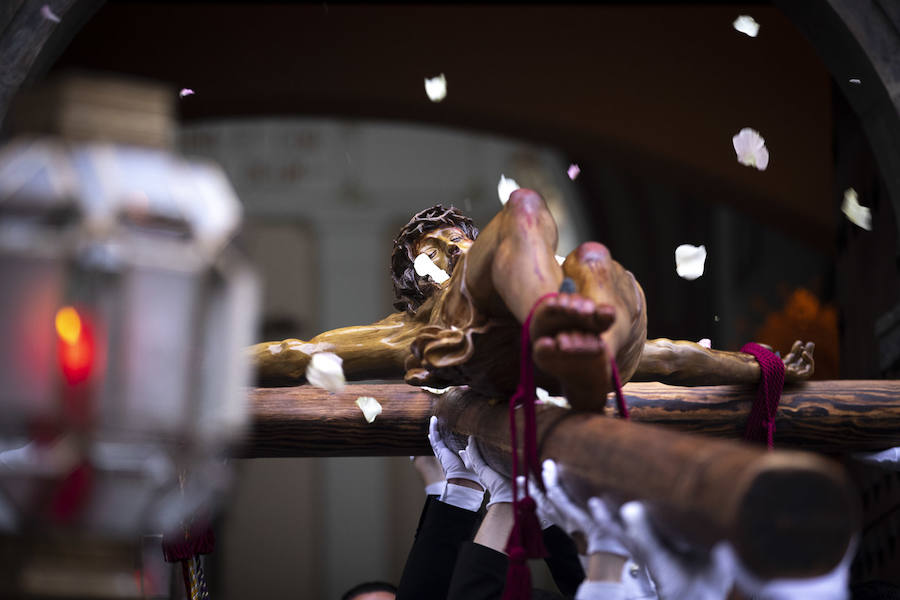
239, 380, 900, 580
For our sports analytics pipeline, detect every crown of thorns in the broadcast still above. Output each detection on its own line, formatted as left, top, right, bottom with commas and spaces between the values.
391, 205, 479, 314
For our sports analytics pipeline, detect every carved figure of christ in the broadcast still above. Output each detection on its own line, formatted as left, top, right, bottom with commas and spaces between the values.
250, 189, 814, 409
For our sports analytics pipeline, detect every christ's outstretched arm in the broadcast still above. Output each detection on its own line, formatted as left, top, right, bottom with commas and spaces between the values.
249, 312, 423, 386
633, 338, 814, 386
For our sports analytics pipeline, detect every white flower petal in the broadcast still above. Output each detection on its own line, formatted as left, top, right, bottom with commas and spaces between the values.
355, 396, 383, 423
535, 387, 571, 408
755, 145, 770, 171
732, 128, 769, 171
555, 255, 566, 265
698, 338, 712, 349
414, 253, 450, 284
544, 396, 571, 409
849, 78, 861, 85
733, 15, 759, 38
841, 188, 872, 230
268, 343, 283, 355
179, 88, 195, 98
424, 74, 447, 102
305, 352, 346, 393
41, 4, 61, 23
497, 174, 520, 205
420, 386, 450, 395
675, 244, 707, 280
567, 164, 581, 180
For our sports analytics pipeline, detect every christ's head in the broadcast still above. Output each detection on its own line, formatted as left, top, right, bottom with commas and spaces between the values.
391, 205, 478, 314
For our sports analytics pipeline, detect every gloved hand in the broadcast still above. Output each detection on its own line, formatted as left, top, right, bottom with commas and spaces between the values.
459, 435, 514, 507
427, 416, 483, 511
428, 416, 480, 486
614, 500, 734, 600
538, 459, 630, 557
526, 475, 556, 530
854, 446, 900, 470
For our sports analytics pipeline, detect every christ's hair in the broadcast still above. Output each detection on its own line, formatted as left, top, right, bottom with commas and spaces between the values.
391, 205, 479, 314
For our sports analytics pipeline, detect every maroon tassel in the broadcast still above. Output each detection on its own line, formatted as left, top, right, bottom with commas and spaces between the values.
502, 547, 532, 600
514, 497, 547, 557
502, 288, 633, 599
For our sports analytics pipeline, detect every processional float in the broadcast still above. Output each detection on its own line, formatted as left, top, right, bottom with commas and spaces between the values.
243, 375, 900, 582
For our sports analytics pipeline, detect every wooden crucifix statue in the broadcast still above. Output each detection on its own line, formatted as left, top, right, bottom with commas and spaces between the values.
250, 189, 815, 408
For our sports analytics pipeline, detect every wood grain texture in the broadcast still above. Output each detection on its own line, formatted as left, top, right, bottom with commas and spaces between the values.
240, 384, 434, 458
240, 381, 867, 578
432, 388, 859, 580
240, 380, 900, 457
622, 380, 900, 451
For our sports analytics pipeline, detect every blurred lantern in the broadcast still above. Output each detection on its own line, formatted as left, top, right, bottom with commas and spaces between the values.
0, 73, 258, 597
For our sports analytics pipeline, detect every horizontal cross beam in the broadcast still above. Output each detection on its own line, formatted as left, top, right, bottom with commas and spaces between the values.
238, 380, 882, 579
240, 380, 900, 458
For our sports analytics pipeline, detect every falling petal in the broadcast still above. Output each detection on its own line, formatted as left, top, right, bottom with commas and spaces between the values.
555, 255, 566, 265
424, 74, 447, 102
420, 386, 450, 395
414, 253, 450, 284
849, 78, 861, 85
698, 338, 712, 349
842, 188, 872, 230
675, 244, 707, 280
497, 174, 520, 205
179, 88, 195, 98
567, 164, 581, 180
732, 15, 759, 37
732, 128, 769, 171
355, 396, 383, 423
41, 4, 61, 23
305, 352, 346, 393
755, 145, 770, 171
268, 344, 283, 355
536, 387, 571, 409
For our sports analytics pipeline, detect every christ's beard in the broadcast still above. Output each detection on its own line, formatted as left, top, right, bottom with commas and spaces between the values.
447, 255, 459, 276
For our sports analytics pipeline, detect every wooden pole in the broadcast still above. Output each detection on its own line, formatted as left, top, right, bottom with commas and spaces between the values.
432, 388, 859, 581
240, 381, 872, 579
241, 380, 900, 457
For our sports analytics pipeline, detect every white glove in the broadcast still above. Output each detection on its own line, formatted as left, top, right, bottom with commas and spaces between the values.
427, 417, 483, 511
459, 436, 514, 507
540, 459, 630, 557
575, 580, 627, 600
428, 416, 479, 485
854, 447, 900, 470
733, 535, 856, 600
617, 500, 735, 600
526, 475, 556, 530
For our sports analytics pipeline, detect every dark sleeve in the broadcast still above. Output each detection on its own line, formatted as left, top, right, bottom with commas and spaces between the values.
542, 525, 585, 599
396, 497, 481, 600
446, 541, 509, 600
